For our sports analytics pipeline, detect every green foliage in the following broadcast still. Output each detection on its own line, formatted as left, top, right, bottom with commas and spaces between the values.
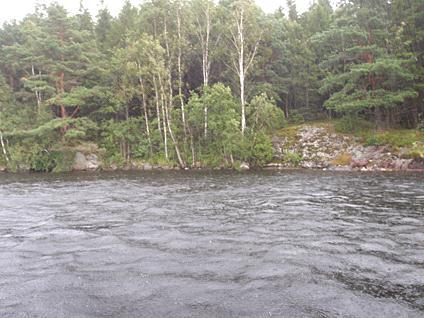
186, 84, 241, 164
100, 118, 149, 162
402, 143, 424, 160
282, 151, 302, 166
364, 130, 424, 148
334, 115, 375, 134
64, 129, 86, 139
247, 94, 286, 133
313, 1, 421, 128
288, 110, 305, 125
7, 140, 74, 172
27, 148, 57, 172
7, 117, 97, 140
246, 132, 274, 167
52, 148, 76, 172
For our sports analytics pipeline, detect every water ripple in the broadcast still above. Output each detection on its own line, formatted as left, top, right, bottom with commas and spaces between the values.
0, 170, 423, 317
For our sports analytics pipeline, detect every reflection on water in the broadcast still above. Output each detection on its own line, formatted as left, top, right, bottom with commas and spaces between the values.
0, 171, 423, 317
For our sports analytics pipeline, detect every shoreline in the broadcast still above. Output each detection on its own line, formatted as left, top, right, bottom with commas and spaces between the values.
1, 125, 422, 174
1, 164, 423, 174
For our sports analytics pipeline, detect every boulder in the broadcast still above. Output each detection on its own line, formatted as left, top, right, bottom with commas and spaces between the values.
143, 163, 153, 171
109, 164, 118, 171
240, 162, 250, 170
350, 158, 368, 169
73, 152, 100, 171
86, 154, 100, 170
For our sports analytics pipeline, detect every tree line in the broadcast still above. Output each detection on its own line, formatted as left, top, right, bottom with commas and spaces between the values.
0, 0, 422, 171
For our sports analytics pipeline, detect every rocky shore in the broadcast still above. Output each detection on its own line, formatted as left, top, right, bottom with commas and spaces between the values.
67, 126, 424, 172
269, 126, 424, 171
1, 125, 423, 173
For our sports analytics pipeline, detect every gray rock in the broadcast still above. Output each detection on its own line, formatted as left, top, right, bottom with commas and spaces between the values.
18, 164, 30, 172
350, 158, 368, 169
143, 163, 153, 171
301, 161, 318, 169
73, 152, 100, 171
265, 163, 283, 169
409, 159, 424, 170
272, 125, 424, 171
73, 152, 87, 170
393, 159, 413, 171
86, 154, 100, 170
240, 162, 250, 170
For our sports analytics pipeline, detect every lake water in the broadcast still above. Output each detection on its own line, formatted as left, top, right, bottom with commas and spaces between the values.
0, 171, 423, 317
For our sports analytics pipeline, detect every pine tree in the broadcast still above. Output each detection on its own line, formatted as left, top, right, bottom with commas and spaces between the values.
95, 1, 114, 54
313, 0, 418, 127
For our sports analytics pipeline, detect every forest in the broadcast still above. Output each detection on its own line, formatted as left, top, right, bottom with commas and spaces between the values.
0, 0, 422, 171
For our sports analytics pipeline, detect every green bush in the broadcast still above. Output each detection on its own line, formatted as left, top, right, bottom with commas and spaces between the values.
364, 130, 424, 148
288, 110, 305, 125
28, 149, 57, 172
334, 115, 374, 134
200, 154, 223, 168
52, 149, 75, 172
23, 148, 75, 172
248, 132, 274, 167
247, 94, 286, 133
363, 134, 380, 146
403, 143, 424, 159
283, 151, 302, 166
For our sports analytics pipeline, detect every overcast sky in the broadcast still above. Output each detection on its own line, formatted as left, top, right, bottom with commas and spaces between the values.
0, 0, 321, 24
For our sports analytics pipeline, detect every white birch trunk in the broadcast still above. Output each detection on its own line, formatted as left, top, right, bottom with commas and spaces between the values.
238, 7, 246, 134
153, 76, 163, 141
231, 3, 259, 135
0, 131, 9, 163
158, 75, 169, 161
176, 2, 187, 137
31, 64, 42, 114
138, 73, 152, 154
163, 16, 186, 168
195, 1, 212, 137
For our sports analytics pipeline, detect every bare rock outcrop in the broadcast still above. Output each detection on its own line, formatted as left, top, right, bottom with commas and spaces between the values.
271, 125, 422, 171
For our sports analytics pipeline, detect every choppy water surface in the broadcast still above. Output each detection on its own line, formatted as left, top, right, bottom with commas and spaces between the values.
0, 171, 423, 318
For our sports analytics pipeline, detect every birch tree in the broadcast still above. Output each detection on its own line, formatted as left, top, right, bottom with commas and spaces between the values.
175, 0, 187, 136
0, 74, 11, 164
193, 0, 217, 137
228, 0, 261, 134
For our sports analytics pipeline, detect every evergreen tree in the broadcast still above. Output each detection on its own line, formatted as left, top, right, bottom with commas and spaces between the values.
95, 1, 114, 54
313, 1, 418, 127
